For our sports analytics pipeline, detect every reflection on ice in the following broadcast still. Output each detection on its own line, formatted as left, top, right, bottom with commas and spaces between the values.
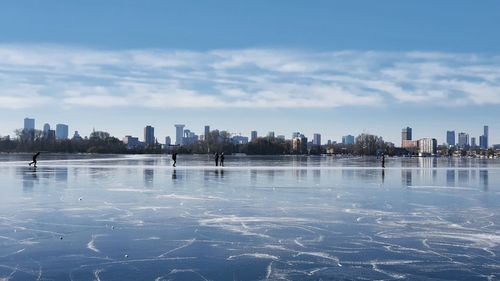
0, 155, 499, 280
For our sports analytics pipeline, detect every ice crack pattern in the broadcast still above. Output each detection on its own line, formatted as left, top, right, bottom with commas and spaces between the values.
0, 155, 498, 280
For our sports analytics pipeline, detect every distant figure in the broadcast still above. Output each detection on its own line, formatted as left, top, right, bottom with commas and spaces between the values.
381, 153, 385, 168
172, 152, 177, 167
220, 152, 225, 167
214, 152, 219, 167
28, 152, 40, 167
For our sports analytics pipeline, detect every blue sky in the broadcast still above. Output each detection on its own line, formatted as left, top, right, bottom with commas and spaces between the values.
1, 1, 499, 144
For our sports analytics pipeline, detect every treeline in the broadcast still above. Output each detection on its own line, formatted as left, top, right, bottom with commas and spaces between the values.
174, 133, 399, 156
1, 129, 400, 156
176, 137, 294, 155
0, 130, 162, 154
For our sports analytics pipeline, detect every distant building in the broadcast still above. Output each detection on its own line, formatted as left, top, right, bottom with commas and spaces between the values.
267, 131, 275, 139
204, 125, 210, 137
43, 123, 50, 138
175, 124, 185, 145
72, 131, 82, 140
183, 129, 199, 146
47, 130, 56, 141
312, 133, 321, 146
144, 125, 155, 146
402, 140, 418, 149
327, 140, 332, 145
251, 131, 257, 141
24, 118, 35, 131
123, 135, 142, 149
471, 137, 477, 148
210, 129, 222, 143
446, 130, 455, 146
401, 127, 412, 147
277, 135, 286, 141
232, 135, 249, 144
55, 124, 69, 140
480, 125, 489, 149
479, 135, 487, 150
342, 135, 355, 145
292, 134, 308, 154
457, 132, 469, 148
292, 138, 300, 151
419, 138, 437, 155
165, 136, 171, 146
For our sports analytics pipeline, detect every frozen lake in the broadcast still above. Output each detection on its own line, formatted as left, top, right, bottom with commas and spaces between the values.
0, 154, 499, 280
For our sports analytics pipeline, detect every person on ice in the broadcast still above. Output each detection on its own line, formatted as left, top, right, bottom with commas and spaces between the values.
29, 152, 41, 167
214, 152, 219, 167
172, 152, 177, 167
220, 152, 225, 167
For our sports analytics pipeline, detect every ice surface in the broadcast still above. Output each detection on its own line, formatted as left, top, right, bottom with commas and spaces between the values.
0, 154, 499, 280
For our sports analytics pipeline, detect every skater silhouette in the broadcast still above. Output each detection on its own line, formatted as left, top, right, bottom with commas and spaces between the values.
172, 152, 177, 167
29, 152, 40, 167
220, 152, 224, 167
220, 152, 225, 167
381, 153, 385, 168
214, 152, 219, 167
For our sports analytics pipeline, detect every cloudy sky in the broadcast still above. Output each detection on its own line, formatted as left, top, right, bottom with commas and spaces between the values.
1, 1, 499, 144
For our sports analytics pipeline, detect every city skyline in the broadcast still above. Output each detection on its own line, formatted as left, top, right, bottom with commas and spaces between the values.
1, 2, 500, 144
15, 116, 493, 147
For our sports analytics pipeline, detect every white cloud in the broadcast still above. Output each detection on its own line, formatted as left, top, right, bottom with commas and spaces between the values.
0, 83, 53, 109
0, 45, 499, 110
0, 94, 52, 109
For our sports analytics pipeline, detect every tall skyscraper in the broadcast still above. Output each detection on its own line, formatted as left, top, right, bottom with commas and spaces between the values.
479, 135, 485, 149
480, 125, 489, 149
165, 136, 171, 146
401, 127, 416, 148
446, 130, 455, 146
144, 125, 155, 146
251, 131, 257, 141
457, 132, 469, 148
312, 133, 321, 146
267, 131, 275, 139
401, 127, 412, 147
55, 124, 69, 140
24, 118, 35, 131
175, 124, 185, 145
204, 125, 210, 139
342, 135, 355, 145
